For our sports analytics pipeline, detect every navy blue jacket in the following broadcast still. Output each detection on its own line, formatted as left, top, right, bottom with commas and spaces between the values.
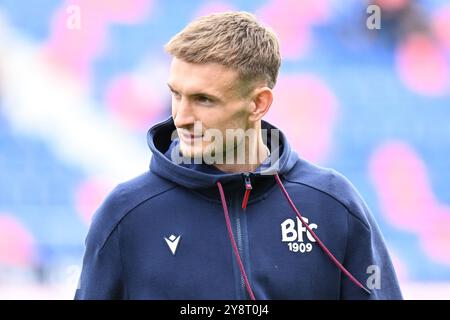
75, 117, 402, 299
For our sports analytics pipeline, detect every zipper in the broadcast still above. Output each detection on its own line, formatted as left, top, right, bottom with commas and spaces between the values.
235, 172, 252, 299
224, 173, 254, 299
241, 172, 253, 209
235, 210, 245, 296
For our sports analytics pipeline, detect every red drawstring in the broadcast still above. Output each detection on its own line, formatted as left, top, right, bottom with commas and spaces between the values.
274, 174, 371, 295
217, 181, 256, 300
216, 174, 370, 300
242, 174, 252, 209
242, 189, 251, 209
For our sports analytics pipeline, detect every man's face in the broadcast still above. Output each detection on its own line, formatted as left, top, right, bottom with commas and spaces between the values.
168, 57, 252, 160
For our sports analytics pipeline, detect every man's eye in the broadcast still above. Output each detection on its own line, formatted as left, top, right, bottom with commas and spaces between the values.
196, 96, 212, 104
171, 91, 181, 99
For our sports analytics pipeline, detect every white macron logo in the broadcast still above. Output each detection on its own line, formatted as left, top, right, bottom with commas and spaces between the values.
281, 217, 317, 253
164, 234, 181, 255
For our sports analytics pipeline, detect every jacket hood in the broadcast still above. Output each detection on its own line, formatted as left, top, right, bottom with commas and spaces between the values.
147, 117, 299, 189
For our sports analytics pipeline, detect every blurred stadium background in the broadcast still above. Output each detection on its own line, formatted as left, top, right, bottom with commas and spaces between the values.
0, 0, 449, 299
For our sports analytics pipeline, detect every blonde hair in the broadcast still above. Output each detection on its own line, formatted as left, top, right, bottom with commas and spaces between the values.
164, 11, 281, 93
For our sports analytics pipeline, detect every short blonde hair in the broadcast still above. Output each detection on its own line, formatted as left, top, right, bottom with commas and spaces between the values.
164, 11, 281, 93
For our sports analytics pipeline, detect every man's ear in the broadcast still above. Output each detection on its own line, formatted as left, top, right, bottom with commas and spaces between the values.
248, 87, 273, 122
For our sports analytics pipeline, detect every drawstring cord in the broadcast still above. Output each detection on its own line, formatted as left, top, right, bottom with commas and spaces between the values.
274, 174, 371, 295
216, 174, 371, 301
217, 181, 256, 300
241, 173, 252, 209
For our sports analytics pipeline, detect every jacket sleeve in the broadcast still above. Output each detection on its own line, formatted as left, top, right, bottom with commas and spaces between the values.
340, 201, 403, 300
74, 184, 128, 300
74, 225, 125, 299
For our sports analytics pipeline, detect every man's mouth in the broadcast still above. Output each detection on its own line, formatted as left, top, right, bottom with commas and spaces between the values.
179, 131, 203, 141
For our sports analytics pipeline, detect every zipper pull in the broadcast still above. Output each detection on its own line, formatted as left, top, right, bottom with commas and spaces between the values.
241, 173, 252, 210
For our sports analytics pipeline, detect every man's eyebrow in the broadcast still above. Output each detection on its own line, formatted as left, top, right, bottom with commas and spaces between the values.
167, 83, 222, 101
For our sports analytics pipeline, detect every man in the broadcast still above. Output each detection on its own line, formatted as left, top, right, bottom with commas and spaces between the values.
75, 11, 402, 300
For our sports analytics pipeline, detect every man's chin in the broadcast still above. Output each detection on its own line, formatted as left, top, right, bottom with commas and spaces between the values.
179, 146, 204, 160
179, 142, 226, 164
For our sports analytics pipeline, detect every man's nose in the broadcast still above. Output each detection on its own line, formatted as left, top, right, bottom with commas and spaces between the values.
173, 98, 195, 129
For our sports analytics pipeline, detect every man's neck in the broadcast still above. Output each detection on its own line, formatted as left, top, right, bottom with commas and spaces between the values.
213, 133, 270, 174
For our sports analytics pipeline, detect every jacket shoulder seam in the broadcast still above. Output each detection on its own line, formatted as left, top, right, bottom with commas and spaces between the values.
99, 184, 178, 251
